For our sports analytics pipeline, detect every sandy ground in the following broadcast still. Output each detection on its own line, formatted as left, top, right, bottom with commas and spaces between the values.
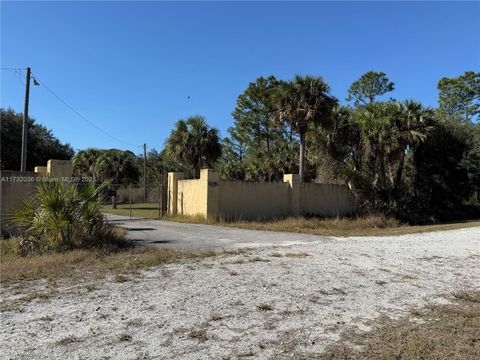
1, 227, 479, 359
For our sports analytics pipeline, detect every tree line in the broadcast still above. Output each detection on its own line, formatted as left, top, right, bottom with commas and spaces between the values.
1, 71, 479, 223
216, 71, 480, 223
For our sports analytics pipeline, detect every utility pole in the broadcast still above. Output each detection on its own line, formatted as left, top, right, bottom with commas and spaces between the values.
20, 67, 31, 172
143, 143, 147, 202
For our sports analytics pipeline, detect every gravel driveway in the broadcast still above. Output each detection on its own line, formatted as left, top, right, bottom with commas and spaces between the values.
1, 226, 479, 359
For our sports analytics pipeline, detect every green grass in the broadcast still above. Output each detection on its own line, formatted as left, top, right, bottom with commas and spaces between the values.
102, 203, 160, 219
102, 203, 480, 237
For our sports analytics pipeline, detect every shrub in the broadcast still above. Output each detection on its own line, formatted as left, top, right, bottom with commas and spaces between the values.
12, 181, 119, 254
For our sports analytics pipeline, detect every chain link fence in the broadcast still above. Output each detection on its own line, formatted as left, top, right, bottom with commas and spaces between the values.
102, 176, 167, 219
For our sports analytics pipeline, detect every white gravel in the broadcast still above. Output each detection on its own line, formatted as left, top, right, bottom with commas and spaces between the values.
1, 227, 479, 359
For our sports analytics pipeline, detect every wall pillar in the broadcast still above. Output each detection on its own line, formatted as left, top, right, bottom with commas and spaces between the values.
201, 169, 220, 219
284, 174, 301, 216
47, 159, 73, 178
167, 172, 184, 215
34, 166, 48, 176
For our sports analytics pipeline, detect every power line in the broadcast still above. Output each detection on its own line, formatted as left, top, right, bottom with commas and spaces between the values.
1, 67, 26, 85
29, 72, 141, 148
0, 67, 25, 71
14, 69, 25, 86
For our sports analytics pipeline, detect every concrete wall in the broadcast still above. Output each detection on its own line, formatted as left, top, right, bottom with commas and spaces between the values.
47, 160, 73, 179
167, 172, 184, 215
177, 178, 205, 216
219, 181, 290, 220
175, 169, 221, 217
0, 159, 73, 233
300, 183, 354, 217
34, 166, 48, 176
168, 169, 355, 220
0, 171, 38, 232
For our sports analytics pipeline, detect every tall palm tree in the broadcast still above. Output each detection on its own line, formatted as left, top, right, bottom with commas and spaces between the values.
165, 116, 222, 179
274, 75, 337, 181
391, 101, 434, 191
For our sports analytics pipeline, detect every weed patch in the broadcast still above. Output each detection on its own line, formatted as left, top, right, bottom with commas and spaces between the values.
257, 303, 273, 311
188, 329, 208, 342
0, 239, 222, 286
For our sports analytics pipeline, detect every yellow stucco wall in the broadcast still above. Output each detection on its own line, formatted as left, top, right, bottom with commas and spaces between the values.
0, 171, 38, 231
168, 170, 356, 220
300, 183, 354, 217
219, 181, 290, 220
34, 166, 48, 176
167, 172, 184, 215
47, 159, 73, 178
1, 160, 73, 232
177, 178, 207, 217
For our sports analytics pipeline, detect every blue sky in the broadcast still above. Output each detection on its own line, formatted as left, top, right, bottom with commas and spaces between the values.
1, 1, 479, 154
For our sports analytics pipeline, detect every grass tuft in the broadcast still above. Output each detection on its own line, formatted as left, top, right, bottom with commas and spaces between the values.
286, 252, 310, 257
188, 329, 208, 342
39, 315, 54, 321
257, 303, 274, 311
117, 332, 132, 342
56, 336, 80, 346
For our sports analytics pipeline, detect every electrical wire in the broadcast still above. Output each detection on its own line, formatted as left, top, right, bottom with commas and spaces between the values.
29, 72, 142, 148
14, 69, 25, 85
1, 67, 26, 85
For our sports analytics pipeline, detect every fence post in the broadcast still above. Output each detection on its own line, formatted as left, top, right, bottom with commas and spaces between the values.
158, 183, 162, 218
129, 184, 132, 220
162, 171, 167, 215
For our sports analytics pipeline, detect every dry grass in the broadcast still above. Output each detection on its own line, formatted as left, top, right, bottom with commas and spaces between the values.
117, 332, 132, 342
102, 205, 480, 236
319, 290, 480, 360
257, 303, 274, 311
56, 336, 80, 346
224, 216, 480, 237
187, 329, 208, 342
0, 238, 221, 286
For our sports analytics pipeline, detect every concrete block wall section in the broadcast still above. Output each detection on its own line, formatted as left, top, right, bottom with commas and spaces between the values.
169, 169, 355, 220
0, 159, 73, 232
47, 159, 73, 178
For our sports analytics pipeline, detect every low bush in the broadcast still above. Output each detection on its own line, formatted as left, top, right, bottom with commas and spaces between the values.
12, 181, 125, 255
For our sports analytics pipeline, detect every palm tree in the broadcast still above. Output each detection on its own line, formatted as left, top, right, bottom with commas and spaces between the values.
354, 100, 434, 198
94, 150, 139, 184
391, 101, 434, 191
73, 149, 140, 208
72, 148, 101, 177
274, 75, 337, 181
165, 116, 222, 179
94, 150, 139, 208
13, 181, 109, 253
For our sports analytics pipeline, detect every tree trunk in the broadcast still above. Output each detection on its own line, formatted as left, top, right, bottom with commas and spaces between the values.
112, 195, 117, 209
299, 131, 305, 182
266, 124, 271, 154
393, 151, 406, 191
194, 165, 201, 179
